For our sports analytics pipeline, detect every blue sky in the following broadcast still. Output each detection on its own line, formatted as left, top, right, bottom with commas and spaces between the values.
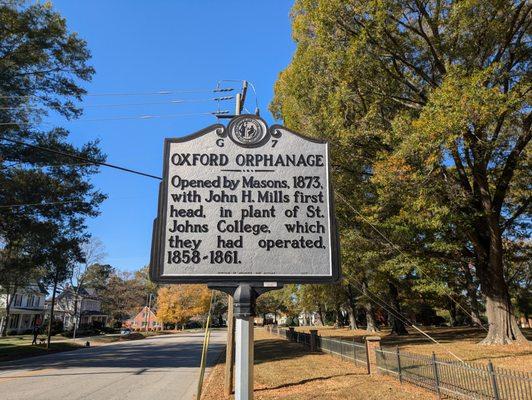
50, 1, 296, 271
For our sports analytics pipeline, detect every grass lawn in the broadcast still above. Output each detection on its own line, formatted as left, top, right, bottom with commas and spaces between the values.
294, 326, 532, 372
0, 335, 83, 363
201, 329, 437, 400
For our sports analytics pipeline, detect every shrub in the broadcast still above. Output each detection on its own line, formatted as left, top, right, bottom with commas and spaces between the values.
44, 319, 64, 335
100, 326, 117, 334
121, 332, 144, 340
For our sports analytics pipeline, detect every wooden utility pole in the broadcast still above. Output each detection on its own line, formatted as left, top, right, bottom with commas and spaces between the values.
223, 83, 246, 395
224, 295, 235, 395
46, 267, 60, 349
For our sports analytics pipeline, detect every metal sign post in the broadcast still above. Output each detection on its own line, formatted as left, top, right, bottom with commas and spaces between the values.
207, 283, 279, 400
149, 113, 340, 400
235, 314, 253, 400
234, 285, 254, 400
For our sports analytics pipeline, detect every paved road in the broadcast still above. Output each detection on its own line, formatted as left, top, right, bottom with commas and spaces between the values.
0, 331, 226, 400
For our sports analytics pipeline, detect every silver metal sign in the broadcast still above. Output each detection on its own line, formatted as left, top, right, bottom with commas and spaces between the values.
150, 115, 340, 283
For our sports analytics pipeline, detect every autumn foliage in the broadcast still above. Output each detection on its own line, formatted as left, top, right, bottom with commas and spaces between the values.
156, 285, 211, 329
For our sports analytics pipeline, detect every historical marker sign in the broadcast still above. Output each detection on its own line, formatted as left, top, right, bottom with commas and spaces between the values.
150, 115, 340, 283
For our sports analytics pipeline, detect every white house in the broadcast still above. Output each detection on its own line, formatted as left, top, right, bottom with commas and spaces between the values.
298, 311, 322, 326
0, 283, 47, 334
49, 286, 108, 330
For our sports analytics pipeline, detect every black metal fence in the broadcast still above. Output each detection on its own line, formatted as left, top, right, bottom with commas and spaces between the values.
266, 326, 531, 400
316, 335, 368, 367
269, 326, 367, 366
376, 347, 532, 400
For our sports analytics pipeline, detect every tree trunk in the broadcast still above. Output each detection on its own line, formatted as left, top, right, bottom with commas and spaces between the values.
449, 299, 458, 326
365, 304, 379, 332
346, 284, 359, 330
480, 270, 527, 344
72, 294, 79, 339
462, 264, 483, 327
388, 281, 408, 335
335, 306, 342, 327
47, 272, 59, 349
362, 281, 379, 332
317, 304, 325, 326
477, 221, 527, 344
1, 285, 17, 337
347, 310, 357, 330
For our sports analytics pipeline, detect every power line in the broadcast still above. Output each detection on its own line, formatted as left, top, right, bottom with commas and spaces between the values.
0, 200, 89, 209
83, 88, 234, 96
77, 111, 230, 123
0, 136, 162, 180
0, 110, 230, 126
335, 191, 489, 332
2, 161, 94, 169
0, 194, 153, 209
342, 269, 464, 362
0, 87, 235, 99
218, 80, 260, 113
0, 96, 234, 111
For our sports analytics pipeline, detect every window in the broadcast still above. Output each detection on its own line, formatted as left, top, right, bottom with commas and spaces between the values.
13, 294, 22, 307
22, 314, 31, 328
27, 295, 34, 307
9, 314, 20, 328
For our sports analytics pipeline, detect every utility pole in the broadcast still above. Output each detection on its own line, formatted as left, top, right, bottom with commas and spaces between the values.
145, 293, 152, 332
217, 80, 248, 120
234, 285, 254, 400
224, 80, 247, 396
225, 294, 235, 396
232, 81, 260, 400
46, 267, 60, 349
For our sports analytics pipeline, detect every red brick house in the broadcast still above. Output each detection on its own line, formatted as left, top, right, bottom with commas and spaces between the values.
124, 306, 161, 331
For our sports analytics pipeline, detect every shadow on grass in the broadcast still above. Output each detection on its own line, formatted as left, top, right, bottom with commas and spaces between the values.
330, 327, 532, 348
465, 350, 532, 363
255, 372, 361, 391
254, 338, 311, 365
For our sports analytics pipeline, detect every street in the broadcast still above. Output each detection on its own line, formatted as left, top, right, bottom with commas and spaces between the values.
0, 331, 226, 400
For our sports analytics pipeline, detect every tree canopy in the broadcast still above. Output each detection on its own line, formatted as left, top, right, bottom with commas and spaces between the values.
156, 285, 211, 328
0, 1, 106, 335
272, 0, 530, 344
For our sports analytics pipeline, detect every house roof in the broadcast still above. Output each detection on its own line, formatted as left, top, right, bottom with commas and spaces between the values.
0, 283, 48, 296
132, 306, 158, 319
36, 282, 48, 295
52, 286, 100, 302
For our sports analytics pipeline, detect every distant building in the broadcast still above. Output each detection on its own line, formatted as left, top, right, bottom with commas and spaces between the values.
124, 306, 161, 331
49, 286, 108, 329
0, 283, 47, 334
298, 311, 322, 326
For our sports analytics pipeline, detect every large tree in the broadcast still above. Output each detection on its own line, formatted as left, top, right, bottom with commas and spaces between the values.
156, 285, 211, 329
0, 0, 106, 324
272, 0, 530, 344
